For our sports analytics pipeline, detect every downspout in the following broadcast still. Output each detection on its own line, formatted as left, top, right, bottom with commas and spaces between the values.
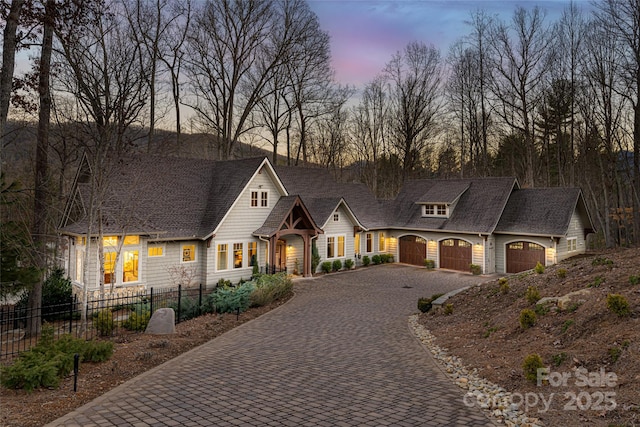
259, 236, 270, 268
310, 234, 319, 275
482, 235, 486, 274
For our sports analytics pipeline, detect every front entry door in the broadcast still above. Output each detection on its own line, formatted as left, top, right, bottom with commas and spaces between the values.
275, 239, 287, 271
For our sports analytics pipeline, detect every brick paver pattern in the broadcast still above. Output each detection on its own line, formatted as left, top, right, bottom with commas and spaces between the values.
47, 265, 496, 426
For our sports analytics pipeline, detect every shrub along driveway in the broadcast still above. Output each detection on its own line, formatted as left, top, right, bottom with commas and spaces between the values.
47, 264, 495, 427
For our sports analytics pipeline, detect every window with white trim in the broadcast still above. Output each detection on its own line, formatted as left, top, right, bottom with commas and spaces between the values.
233, 243, 243, 268
217, 244, 228, 270
248, 241, 257, 265
326, 235, 345, 259
102, 235, 141, 285
366, 233, 373, 253
182, 244, 196, 262
250, 190, 269, 208
148, 244, 164, 257
567, 237, 577, 252
422, 204, 448, 217
333, 213, 339, 221
378, 232, 385, 251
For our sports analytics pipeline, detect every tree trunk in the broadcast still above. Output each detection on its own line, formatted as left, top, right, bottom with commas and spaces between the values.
27, 0, 55, 337
0, 0, 24, 147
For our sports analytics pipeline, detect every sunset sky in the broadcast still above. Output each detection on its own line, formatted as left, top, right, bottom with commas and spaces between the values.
308, 0, 586, 88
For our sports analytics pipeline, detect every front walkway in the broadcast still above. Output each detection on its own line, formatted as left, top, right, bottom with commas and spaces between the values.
47, 265, 496, 426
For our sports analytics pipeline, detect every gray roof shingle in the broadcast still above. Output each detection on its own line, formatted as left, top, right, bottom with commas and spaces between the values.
495, 188, 584, 236
390, 177, 517, 234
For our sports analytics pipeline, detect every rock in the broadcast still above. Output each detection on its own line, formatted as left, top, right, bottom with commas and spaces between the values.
557, 288, 591, 310
145, 308, 176, 335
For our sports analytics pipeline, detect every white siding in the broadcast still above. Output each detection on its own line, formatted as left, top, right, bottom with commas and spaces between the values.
317, 205, 357, 271
557, 211, 587, 261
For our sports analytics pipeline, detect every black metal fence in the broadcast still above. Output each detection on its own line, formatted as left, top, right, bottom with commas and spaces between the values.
0, 284, 211, 360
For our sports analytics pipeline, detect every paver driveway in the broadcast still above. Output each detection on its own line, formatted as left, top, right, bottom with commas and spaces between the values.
48, 264, 496, 427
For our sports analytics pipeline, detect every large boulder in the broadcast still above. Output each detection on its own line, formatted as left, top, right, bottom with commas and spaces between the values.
145, 308, 176, 335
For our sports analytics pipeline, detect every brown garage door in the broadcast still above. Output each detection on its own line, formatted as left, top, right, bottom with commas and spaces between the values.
439, 239, 472, 271
506, 241, 545, 273
399, 235, 427, 266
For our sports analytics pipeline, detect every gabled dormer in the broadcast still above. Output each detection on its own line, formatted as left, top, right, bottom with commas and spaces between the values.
417, 181, 470, 219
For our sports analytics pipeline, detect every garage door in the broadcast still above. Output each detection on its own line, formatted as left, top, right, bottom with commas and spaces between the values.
506, 241, 545, 273
399, 235, 426, 266
439, 239, 472, 271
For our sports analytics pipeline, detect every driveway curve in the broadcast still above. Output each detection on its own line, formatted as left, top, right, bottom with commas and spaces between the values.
47, 264, 496, 427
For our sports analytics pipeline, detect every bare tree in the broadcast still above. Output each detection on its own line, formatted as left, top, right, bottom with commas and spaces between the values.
0, 0, 25, 149
594, 0, 640, 244
487, 6, 552, 187
384, 41, 444, 180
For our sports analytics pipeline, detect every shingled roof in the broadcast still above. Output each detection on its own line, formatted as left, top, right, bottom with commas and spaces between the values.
495, 188, 589, 237
275, 166, 385, 229
417, 181, 470, 204
60, 156, 273, 239
390, 177, 517, 234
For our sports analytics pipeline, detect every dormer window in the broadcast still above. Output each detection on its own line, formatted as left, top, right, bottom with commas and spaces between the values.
423, 204, 448, 217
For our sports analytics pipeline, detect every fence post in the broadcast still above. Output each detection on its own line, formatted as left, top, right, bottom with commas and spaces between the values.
198, 283, 203, 316
69, 295, 74, 334
150, 287, 154, 314
177, 285, 182, 324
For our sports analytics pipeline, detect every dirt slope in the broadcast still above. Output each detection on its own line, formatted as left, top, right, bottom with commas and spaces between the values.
420, 248, 640, 427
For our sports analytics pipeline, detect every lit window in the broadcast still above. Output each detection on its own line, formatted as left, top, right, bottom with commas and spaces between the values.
458, 240, 471, 248
354, 234, 361, 256
337, 236, 345, 257
251, 191, 258, 207
366, 233, 373, 252
217, 244, 228, 270
327, 236, 335, 258
75, 250, 84, 282
124, 235, 139, 245
378, 232, 385, 251
248, 242, 257, 265
567, 238, 577, 252
182, 244, 196, 262
123, 250, 138, 282
233, 243, 243, 269
104, 252, 116, 284
261, 191, 268, 207
333, 213, 339, 222
148, 245, 164, 257
442, 239, 454, 247
508, 242, 523, 250
103, 236, 118, 247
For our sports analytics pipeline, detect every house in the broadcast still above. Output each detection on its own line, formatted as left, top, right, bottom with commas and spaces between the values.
59, 155, 595, 292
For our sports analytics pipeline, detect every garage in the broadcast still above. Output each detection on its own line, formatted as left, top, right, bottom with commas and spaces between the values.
399, 235, 427, 266
506, 241, 545, 273
439, 239, 472, 271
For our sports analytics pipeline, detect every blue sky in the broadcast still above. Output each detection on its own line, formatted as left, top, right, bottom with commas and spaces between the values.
308, 0, 589, 87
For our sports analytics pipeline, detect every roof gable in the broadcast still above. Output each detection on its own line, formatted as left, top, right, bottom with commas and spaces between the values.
416, 181, 470, 205
495, 188, 593, 237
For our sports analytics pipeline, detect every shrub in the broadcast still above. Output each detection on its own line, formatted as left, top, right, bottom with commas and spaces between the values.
311, 243, 321, 273
592, 257, 614, 267
606, 294, 630, 317
0, 325, 113, 391
250, 273, 293, 307
321, 261, 332, 273
525, 286, 541, 304
590, 276, 604, 288
344, 259, 354, 269
609, 346, 622, 363
417, 293, 444, 313
386, 254, 394, 263
534, 261, 545, 274
122, 310, 151, 331
522, 354, 544, 383
498, 277, 510, 294
16, 268, 73, 321
424, 259, 435, 269
552, 352, 567, 367
556, 268, 567, 279
629, 275, 639, 285
380, 254, 389, 263
470, 264, 482, 275
534, 303, 549, 316
95, 309, 115, 336
443, 303, 454, 315
483, 326, 498, 338
362, 256, 371, 266
519, 309, 537, 329
207, 282, 255, 314
169, 296, 201, 322
372, 254, 381, 265
332, 259, 342, 272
